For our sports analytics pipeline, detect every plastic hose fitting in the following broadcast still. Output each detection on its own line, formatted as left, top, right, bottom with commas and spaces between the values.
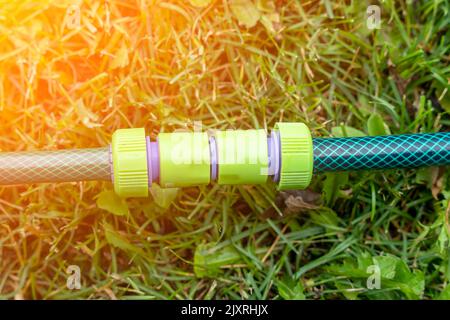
158, 131, 210, 188
273, 122, 313, 190
111, 123, 314, 197
111, 128, 149, 197
214, 129, 268, 185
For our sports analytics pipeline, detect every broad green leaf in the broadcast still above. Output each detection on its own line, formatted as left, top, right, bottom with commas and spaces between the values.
322, 172, 349, 206
373, 255, 397, 279
256, 0, 276, 12
151, 183, 179, 209
395, 269, 425, 299
357, 251, 374, 270
194, 243, 242, 278
230, 0, 261, 28
256, 0, 278, 34
96, 190, 129, 216
188, 0, 212, 7
415, 167, 432, 185
310, 208, 341, 231
436, 197, 450, 256
443, 190, 450, 200
389, 258, 425, 299
335, 281, 360, 300
331, 126, 366, 137
276, 277, 305, 300
259, 13, 279, 34
437, 285, 450, 300
367, 113, 390, 136
408, 270, 425, 299
326, 253, 425, 299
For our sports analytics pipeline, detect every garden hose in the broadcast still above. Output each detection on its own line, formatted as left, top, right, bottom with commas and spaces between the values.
0, 123, 449, 198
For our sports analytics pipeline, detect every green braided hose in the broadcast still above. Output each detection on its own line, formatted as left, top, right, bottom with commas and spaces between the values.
313, 132, 450, 172
0, 148, 111, 185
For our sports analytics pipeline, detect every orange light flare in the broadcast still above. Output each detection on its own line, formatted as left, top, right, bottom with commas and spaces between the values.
0, 0, 209, 153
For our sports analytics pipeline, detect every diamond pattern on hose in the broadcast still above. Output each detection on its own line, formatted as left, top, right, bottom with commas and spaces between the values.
0, 147, 112, 185
313, 132, 450, 172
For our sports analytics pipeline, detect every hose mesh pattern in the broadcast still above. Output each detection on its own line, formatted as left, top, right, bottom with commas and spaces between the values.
313, 132, 450, 172
0, 147, 111, 185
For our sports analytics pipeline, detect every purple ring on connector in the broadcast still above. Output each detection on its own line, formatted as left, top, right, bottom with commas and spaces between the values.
209, 136, 218, 181
146, 136, 152, 187
151, 140, 160, 184
146, 136, 160, 186
269, 130, 281, 182
267, 136, 272, 174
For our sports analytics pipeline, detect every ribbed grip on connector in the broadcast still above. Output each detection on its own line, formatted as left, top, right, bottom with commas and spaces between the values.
112, 128, 148, 197
274, 122, 313, 190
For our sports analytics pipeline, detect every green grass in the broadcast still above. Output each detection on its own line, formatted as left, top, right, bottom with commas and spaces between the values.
0, 0, 449, 299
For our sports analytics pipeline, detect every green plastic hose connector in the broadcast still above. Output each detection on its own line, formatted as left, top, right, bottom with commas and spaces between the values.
110, 124, 314, 196
215, 129, 268, 185
111, 128, 149, 197
274, 122, 314, 190
158, 131, 210, 188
